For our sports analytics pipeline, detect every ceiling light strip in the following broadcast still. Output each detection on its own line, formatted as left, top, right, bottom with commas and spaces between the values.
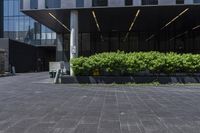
129, 10, 140, 31
192, 25, 200, 30
124, 9, 140, 42
92, 11, 101, 32
170, 31, 188, 41
161, 8, 189, 30
146, 34, 155, 42
49, 13, 70, 31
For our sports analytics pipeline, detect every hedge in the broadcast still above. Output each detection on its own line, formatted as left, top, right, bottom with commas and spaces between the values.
71, 51, 200, 76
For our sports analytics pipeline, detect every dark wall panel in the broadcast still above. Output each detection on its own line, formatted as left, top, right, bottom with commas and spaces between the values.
9, 40, 37, 73
0, 0, 3, 38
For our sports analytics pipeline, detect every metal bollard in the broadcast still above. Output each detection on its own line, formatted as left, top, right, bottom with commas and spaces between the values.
54, 69, 61, 84
12, 66, 16, 75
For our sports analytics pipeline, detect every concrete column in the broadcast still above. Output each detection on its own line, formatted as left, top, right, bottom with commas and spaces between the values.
56, 34, 64, 61
70, 10, 78, 76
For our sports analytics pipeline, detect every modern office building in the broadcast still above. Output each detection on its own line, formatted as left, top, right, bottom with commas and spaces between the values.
20, 0, 200, 75
0, 0, 199, 73
1, 0, 60, 72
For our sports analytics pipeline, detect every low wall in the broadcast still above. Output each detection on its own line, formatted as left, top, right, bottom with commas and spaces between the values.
61, 73, 200, 84
0, 49, 5, 74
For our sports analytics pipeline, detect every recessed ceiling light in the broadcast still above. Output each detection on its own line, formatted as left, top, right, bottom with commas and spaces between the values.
161, 8, 189, 30
49, 13, 70, 31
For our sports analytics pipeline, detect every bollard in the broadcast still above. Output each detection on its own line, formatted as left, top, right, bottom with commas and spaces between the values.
54, 69, 61, 84
12, 66, 16, 75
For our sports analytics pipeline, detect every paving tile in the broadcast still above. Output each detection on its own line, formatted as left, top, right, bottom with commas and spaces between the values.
25, 122, 55, 133
55, 119, 79, 128
74, 124, 98, 133
99, 120, 120, 130
1, 73, 200, 133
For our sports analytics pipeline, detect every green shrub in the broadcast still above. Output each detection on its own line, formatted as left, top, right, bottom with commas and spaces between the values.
71, 51, 200, 76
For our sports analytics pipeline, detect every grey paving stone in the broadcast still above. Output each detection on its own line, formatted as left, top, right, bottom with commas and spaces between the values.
99, 120, 120, 130
0, 73, 200, 133
4, 118, 37, 133
74, 124, 98, 133
25, 122, 55, 133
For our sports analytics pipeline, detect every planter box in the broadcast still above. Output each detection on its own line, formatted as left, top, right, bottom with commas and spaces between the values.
61, 73, 200, 84
0, 49, 5, 74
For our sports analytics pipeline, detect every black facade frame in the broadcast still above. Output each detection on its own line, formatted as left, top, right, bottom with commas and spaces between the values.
92, 0, 108, 6
0, 0, 3, 38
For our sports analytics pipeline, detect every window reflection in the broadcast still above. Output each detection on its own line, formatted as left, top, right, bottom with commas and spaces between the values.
125, 0, 133, 5
142, 0, 158, 5
76, 0, 84, 7
4, 0, 57, 46
45, 0, 61, 8
194, 0, 200, 3
92, 0, 108, 6
176, 0, 184, 4
30, 0, 38, 9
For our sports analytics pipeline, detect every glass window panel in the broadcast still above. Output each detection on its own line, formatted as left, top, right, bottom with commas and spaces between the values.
76, 0, 84, 7
176, 0, 184, 4
46, 33, 52, 39
20, 0, 23, 9
52, 33, 56, 39
36, 33, 41, 39
13, 0, 19, 15
19, 16, 24, 31
41, 33, 46, 39
30, 0, 38, 9
9, 0, 14, 16
194, 0, 200, 3
45, 0, 61, 8
9, 18, 15, 31
142, 0, 158, 5
92, 0, 108, 6
4, 17, 9, 31
4, 1, 9, 16
125, 0, 133, 5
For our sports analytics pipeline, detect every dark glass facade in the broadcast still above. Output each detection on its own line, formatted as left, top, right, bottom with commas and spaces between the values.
92, 0, 108, 6
0, 0, 3, 38
194, 0, 200, 3
45, 0, 61, 8
30, 0, 38, 9
125, 0, 133, 5
176, 0, 184, 4
4, 0, 57, 46
142, 0, 158, 5
76, 0, 84, 7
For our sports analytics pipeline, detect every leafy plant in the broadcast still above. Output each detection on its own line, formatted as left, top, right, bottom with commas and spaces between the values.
71, 51, 200, 76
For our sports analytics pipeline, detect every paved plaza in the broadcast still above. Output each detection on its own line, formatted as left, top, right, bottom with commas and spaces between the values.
0, 73, 200, 133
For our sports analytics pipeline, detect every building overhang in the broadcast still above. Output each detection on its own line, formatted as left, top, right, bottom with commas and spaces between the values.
22, 5, 200, 34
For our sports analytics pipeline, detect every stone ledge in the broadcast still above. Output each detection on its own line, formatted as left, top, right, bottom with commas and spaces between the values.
61, 73, 200, 84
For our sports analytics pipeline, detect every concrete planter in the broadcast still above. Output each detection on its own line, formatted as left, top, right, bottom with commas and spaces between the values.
61, 73, 200, 84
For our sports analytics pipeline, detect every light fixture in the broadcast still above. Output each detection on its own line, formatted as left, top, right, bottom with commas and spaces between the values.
161, 8, 189, 30
128, 10, 140, 31
124, 9, 140, 42
92, 11, 104, 41
146, 34, 155, 42
92, 11, 101, 32
192, 25, 200, 30
49, 13, 70, 31
169, 31, 188, 41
